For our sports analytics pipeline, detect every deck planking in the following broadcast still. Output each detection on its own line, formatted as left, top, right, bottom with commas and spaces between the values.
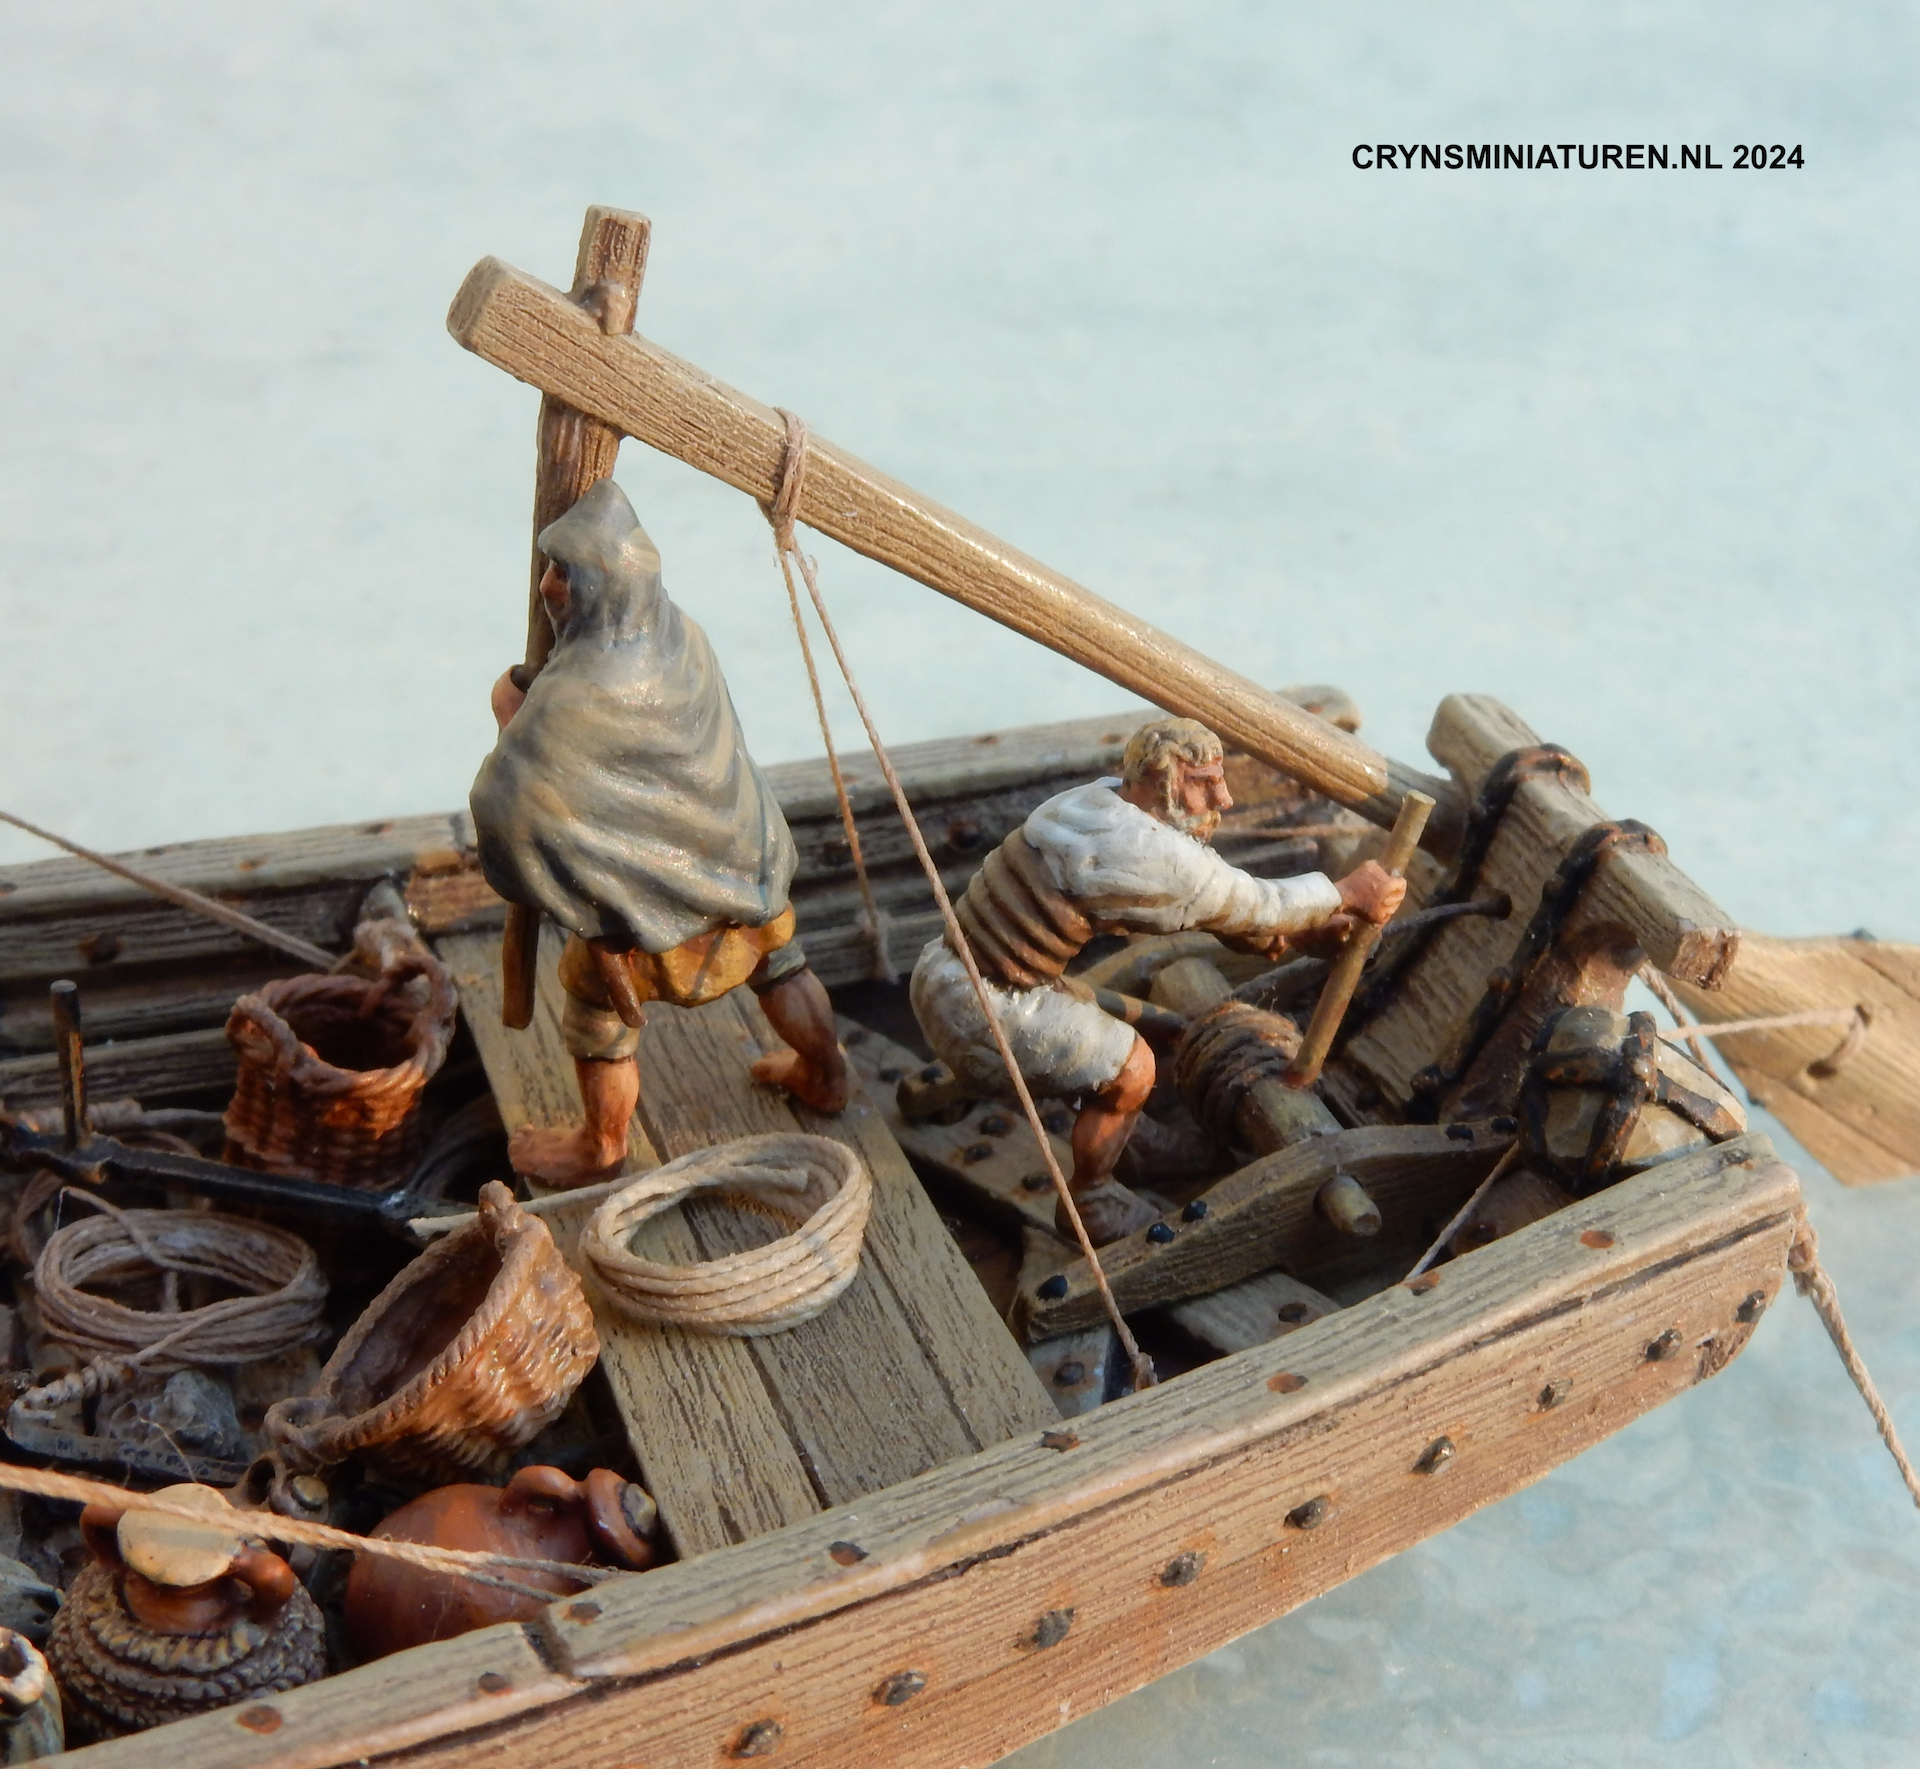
436, 926, 1053, 1556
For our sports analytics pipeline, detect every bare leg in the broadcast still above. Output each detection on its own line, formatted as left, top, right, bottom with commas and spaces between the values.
508, 1056, 639, 1188
749, 968, 850, 1114
1056, 1035, 1161, 1245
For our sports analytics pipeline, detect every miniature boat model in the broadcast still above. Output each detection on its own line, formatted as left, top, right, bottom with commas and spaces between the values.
0, 695, 1808, 1769
0, 205, 1901, 1767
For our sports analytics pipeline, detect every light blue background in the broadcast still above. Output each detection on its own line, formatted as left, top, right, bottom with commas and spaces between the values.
3, 6, 1917, 1763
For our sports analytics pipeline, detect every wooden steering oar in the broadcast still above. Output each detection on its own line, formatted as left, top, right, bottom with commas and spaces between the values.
1283, 790, 1435, 1091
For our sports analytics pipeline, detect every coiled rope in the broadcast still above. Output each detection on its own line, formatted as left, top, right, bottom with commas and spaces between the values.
582, 1134, 872, 1335
18, 1193, 328, 1413
759, 413, 1153, 1389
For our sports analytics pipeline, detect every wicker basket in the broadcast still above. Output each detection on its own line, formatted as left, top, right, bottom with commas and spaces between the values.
263, 1183, 598, 1485
223, 932, 457, 1190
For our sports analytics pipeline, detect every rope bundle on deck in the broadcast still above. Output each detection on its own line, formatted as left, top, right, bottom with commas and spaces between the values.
582, 1134, 872, 1335
21, 1194, 326, 1410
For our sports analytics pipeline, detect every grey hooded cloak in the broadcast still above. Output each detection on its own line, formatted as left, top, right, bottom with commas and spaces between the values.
469, 481, 797, 953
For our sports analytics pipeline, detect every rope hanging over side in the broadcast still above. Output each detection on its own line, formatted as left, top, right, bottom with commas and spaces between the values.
1789, 1215, 1920, 1511
762, 411, 894, 984
759, 419, 1154, 1391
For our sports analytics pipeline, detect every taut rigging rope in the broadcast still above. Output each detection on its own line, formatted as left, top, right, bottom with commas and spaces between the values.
761, 413, 1153, 1389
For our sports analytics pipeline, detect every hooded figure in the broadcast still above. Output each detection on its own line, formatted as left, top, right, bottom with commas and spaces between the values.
472, 480, 846, 1190
471, 480, 797, 950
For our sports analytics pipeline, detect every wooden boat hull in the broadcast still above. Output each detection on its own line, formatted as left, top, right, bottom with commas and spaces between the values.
64, 1134, 1797, 1769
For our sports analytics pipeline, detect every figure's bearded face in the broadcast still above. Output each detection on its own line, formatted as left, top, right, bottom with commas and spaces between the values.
1150, 758, 1231, 842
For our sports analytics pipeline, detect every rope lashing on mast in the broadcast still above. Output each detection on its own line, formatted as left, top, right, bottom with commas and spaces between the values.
761, 411, 894, 984
760, 414, 1155, 1390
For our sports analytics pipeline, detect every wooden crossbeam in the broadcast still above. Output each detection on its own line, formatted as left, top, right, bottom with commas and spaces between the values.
1015, 1123, 1511, 1342
1333, 694, 1741, 1120
446, 244, 1461, 848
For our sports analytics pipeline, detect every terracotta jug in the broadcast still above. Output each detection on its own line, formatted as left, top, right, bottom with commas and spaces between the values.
344, 1465, 659, 1662
47, 1483, 326, 1742
0, 1630, 61, 1762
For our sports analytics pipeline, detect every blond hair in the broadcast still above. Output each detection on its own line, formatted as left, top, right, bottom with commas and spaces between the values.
1120, 717, 1222, 786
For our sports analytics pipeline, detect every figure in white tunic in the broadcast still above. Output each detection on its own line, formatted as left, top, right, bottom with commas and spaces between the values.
910, 717, 1405, 1243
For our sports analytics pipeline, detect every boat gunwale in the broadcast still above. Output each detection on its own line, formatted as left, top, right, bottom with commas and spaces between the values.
55, 1130, 1800, 1768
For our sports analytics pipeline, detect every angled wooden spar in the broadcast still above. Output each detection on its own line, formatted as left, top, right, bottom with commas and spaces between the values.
447, 256, 1462, 848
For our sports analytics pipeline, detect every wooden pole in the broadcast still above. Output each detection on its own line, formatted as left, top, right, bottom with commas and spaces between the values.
499, 209, 652, 1030
1285, 790, 1435, 1090
448, 255, 1463, 853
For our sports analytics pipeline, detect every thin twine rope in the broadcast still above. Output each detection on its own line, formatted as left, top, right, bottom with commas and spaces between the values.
761, 414, 1153, 1390
1639, 963, 1867, 1076
0, 806, 334, 971
762, 411, 893, 985
1405, 1143, 1521, 1282
0, 1463, 621, 1607
1789, 1215, 1920, 1510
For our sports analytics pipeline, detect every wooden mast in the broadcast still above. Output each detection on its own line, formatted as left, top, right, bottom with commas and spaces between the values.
498, 209, 651, 1028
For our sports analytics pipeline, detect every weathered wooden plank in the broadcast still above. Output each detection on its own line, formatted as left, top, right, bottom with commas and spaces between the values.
1167, 1269, 1339, 1355
1018, 1123, 1511, 1339
0, 1025, 235, 1109
0, 813, 470, 921
1673, 930, 1920, 1185
435, 930, 822, 1556
83, 1135, 1795, 1769
629, 987, 1056, 1494
0, 887, 362, 987
62, 1621, 579, 1769
0, 957, 296, 1056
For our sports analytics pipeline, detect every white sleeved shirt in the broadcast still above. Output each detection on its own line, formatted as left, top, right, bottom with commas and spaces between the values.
1022, 779, 1342, 940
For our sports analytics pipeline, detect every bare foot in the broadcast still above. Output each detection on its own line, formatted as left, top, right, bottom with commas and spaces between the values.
751, 1047, 850, 1115
1057, 1180, 1162, 1247
508, 1126, 629, 1190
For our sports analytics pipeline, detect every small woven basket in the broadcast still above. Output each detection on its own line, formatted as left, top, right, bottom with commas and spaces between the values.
582, 1134, 872, 1337
263, 1182, 598, 1485
223, 927, 457, 1190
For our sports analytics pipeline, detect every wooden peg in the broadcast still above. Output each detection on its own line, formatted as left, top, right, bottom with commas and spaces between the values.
1285, 791, 1434, 1091
49, 980, 84, 1147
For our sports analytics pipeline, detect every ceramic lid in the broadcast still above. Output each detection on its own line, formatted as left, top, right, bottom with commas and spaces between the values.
117, 1484, 244, 1587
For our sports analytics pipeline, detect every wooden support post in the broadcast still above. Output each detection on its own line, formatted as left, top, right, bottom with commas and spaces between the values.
499, 208, 652, 1030
1330, 695, 1741, 1122
447, 251, 1463, 850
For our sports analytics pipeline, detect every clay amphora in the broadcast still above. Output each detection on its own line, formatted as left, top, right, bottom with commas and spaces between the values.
343, 1465, 659, 1662
47, 1483, 325, 1742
